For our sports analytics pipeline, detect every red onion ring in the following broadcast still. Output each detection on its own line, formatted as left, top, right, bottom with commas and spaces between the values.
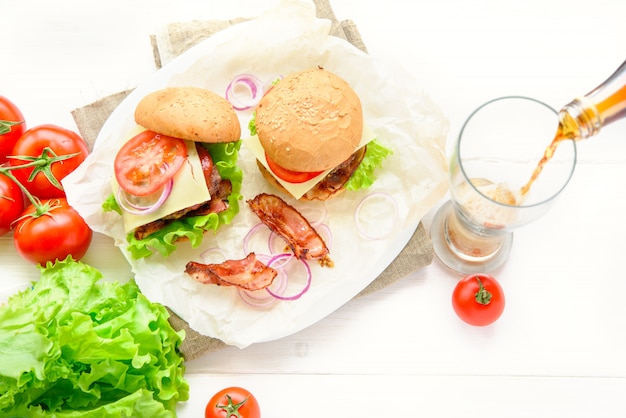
354, 191, 399, 241
298, 204, 328, 227
243, 222, 270, 255
266, 254, 312, 301
267, 231, 287, 255
225, 74, 264, 111
200, 247, 229, 264
116, 178, 173, 216
265, 251, 293, 270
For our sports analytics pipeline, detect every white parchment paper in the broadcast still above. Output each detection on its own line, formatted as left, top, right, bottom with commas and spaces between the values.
63, 0, 449, 348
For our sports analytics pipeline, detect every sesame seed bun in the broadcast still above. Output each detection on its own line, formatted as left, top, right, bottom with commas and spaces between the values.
255, 68, 363, 172
134, 87, 241, 143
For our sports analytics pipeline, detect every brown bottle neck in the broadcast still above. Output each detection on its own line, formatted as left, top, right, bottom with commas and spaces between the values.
559, 97, 602, 140
559, 60, 626, 140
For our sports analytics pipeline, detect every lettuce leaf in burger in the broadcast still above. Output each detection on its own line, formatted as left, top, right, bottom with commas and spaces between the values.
246, 67, 391, 201
103, 87, 243, 259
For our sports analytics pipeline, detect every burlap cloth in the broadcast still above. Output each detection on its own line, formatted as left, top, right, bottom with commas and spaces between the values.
71, 0, 434, 361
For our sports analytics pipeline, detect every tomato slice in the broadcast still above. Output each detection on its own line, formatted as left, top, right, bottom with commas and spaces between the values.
114, 130, 187, 196
264, 152, 323, 184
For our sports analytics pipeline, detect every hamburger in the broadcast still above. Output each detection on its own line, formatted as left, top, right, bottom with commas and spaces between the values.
248, 67, 391, 200
104, 86, 243, 258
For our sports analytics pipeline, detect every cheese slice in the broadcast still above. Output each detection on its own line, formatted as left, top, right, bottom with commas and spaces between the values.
112, 126, 211, 234
244, 124, 376, 200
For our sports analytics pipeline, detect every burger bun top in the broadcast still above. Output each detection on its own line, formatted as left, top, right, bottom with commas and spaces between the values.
255, 68, 363, 172
134, 87, 241, 143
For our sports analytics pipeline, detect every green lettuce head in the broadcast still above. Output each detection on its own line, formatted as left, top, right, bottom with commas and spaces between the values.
0, 257, 189, 417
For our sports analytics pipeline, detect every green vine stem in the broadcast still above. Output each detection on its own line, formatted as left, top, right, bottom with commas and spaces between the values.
0, 147, 79, 213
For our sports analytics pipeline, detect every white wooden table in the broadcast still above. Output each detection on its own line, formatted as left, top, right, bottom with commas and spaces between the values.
2, 1, 626, 416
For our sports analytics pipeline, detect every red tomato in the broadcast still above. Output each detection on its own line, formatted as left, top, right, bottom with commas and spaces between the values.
265, 152, 322, 184
452, 273, 505, 326
114, 130, 187, 196
13, 198, 93, 265
0, 95, 26, 164
10, 124, 89, 199
205, 387, 261, 418
0, 173, 24, 236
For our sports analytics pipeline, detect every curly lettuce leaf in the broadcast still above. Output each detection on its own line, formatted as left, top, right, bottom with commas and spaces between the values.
248, 111, 258, 136
345, 139, 393, 191
104, 141, 243, 259
0, 258, 189, 417
102, 193, 122, 215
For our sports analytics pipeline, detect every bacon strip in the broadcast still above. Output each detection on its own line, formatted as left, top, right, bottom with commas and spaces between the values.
247, 193, 332, 265
185, 253, 277, 291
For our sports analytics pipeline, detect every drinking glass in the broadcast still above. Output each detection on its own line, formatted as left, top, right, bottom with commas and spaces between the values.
430, 96, 577, 274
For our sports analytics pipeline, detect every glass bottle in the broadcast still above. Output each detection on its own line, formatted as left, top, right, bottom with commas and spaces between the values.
557, 59, 626, 141
520, 59, 626, 196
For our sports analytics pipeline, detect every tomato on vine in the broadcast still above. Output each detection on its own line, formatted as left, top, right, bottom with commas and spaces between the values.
0, 96, 93, 262
0, 173, 24, 236
0, 95, 26, 164
9, 124, 89, 199
13, 198, 92, 265
452, 273, 505, 326
205, 387, 261, 418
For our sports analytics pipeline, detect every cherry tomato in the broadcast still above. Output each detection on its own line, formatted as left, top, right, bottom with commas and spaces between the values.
10, 124, 89, 199
114, 130, 187, 196
0, 173, 24, 236
452, 273, 505, 326
13, 198, 93, 265
205, 386, 261, 418
265, 152, 322, 184
0, 95, 26, 164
